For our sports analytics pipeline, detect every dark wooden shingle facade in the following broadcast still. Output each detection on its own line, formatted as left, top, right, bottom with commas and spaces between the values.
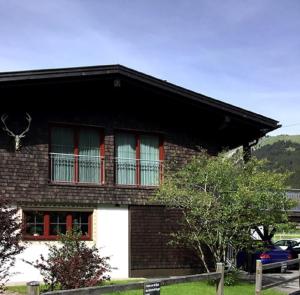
0, 65, 279, 278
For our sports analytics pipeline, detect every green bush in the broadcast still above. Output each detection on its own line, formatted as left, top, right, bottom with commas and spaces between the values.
206, 269, 240, 287
224, 270, 240, 286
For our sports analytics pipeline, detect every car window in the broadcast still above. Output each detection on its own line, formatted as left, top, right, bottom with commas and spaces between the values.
275, 240, 286, 246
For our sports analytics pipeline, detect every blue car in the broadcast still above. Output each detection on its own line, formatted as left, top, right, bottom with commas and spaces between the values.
258, 245, 292, 264
237, 245, 292, 272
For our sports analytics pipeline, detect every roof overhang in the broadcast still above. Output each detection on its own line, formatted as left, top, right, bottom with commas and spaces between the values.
0, 64, 280, 138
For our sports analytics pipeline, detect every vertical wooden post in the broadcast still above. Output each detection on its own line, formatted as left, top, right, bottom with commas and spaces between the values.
255, 260, 262, 295
298, 254, 300, 289
216, 262, 224, 295
27, 281, 40, 295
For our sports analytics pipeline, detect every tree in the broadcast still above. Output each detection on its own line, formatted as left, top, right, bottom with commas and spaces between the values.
30, 230, 111, 291
0, 198, 24, 288
154, 152, 295, 272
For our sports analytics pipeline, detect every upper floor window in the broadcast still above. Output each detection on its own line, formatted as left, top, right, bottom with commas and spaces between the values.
23, 210, 92, 240
115, 133, 163, 186
49, 126, 104, 184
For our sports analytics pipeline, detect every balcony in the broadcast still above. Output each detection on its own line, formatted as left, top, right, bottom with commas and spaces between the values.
115, 157, 163, 186
49, 153, 104, 184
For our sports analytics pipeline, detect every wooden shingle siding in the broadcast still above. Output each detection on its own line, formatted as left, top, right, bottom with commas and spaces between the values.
0, 111, 215, 207
130, 205, 210, 276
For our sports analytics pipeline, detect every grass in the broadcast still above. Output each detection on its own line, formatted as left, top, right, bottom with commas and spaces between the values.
7, 281, 285, 295
106, 281, 285, 295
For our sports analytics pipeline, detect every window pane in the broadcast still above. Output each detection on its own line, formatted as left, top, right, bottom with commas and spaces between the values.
50, 224, 67, 235
51, 127, 75, 182
26, 224, 44, 236
79, 129, 100, 183
72, 212, 90, 236
116, 134, 136, 185
49, 212, 67, 235
25, 211, 44, 236
72, 212, 89, 224
140, 135, 159, 186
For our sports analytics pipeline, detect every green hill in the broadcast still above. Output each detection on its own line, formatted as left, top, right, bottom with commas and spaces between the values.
253, 135, 300, 189
256, 135, 300, 148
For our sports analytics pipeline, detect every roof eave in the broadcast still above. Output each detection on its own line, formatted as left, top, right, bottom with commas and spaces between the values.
0, 64, 280, 131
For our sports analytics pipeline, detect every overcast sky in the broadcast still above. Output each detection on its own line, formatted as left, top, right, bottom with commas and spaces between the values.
0, 0, 299, 136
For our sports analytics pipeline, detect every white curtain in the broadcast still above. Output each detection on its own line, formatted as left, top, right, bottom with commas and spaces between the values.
51, 127, 74, 182
79, 129, 100, 183
116, 134, 136, 185
140, 135, 159, 185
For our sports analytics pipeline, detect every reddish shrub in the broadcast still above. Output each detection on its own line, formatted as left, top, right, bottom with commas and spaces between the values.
31, 230, 110, 290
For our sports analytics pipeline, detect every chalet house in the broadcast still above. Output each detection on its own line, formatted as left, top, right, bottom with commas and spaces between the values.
0, 65, 279, 283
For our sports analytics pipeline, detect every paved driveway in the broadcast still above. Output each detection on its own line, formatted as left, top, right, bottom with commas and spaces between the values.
264, 270, 300, 294
241, 270, 300, 294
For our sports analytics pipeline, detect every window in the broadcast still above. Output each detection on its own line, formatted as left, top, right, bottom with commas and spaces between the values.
50, 126, 104, 184
115, 133, 163, 186
23, 211, 92, 240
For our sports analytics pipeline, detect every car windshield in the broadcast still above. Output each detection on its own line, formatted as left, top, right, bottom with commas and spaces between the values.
275, 240, 286, 246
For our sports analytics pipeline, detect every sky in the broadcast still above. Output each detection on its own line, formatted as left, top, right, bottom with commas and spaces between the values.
0, 0, 299, 136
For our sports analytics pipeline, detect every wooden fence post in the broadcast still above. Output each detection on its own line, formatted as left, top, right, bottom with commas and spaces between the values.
255, 260, 262, 295
298, 254, 300, 289
27, 281, 40, 295
216, 262, 224, 295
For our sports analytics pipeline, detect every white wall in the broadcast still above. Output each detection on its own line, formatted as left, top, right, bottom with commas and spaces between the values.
7, 206, 129, 284
8, 242, 50, 284
96, 206, 129, 279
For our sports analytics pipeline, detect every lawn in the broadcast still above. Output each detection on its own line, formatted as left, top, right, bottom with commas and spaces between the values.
7, 281, 285, 295
106, 281, 284, 295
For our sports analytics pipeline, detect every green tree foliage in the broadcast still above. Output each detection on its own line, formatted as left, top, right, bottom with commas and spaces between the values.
154, 152, 295, 272
254, 140, 300, 188
30, 230, 111, 291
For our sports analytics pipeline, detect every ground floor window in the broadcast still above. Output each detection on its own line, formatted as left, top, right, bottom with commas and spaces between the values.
23, 210, 92, 240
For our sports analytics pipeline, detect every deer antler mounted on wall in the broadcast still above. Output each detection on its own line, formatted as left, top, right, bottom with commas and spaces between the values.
1, 113, 32, 151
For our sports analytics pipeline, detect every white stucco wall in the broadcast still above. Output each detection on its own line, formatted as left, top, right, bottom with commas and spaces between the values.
7, 206, 129, 284
8, 241, 50, 284
96, 206, 129, 279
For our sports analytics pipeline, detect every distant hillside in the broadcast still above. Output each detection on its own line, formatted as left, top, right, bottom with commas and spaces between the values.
256, 135, 300, 148
253, 135, 300, 189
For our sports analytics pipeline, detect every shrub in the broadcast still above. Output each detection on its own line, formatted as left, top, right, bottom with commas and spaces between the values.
0, 198, 24, 289
31, 230, 111, 291
224, 269, 240, 286
207, 269, 240, 287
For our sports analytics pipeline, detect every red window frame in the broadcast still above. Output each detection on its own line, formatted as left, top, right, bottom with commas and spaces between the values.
115, 131, 164, 186
49, 124, 105, 184
23, 210, 93, 241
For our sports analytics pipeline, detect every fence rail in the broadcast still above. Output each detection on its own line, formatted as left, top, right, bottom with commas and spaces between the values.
37, 264, 224, 295
255, 254, 300, 295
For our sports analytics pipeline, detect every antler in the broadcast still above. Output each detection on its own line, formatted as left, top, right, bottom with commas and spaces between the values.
19, 112, 32, 138
1, 114, 16, 137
